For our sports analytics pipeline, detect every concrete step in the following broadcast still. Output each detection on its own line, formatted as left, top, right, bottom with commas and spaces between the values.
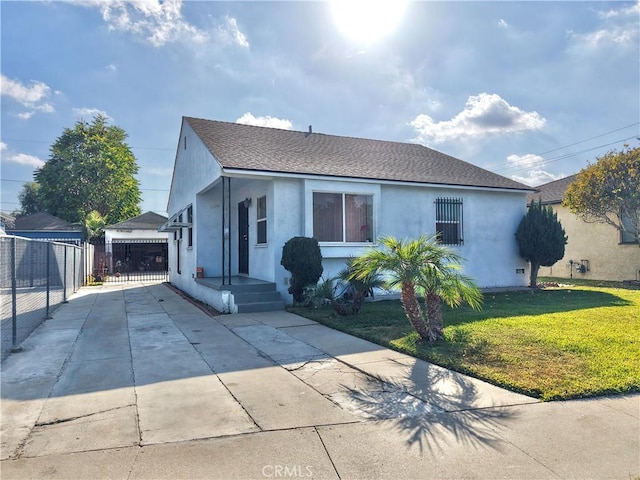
237, 300, 286, 313
233, 291, 283, 304
230, 282, 285, 313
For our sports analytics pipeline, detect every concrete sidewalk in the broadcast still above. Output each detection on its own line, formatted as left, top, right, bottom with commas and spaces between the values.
1, 282, 638, 479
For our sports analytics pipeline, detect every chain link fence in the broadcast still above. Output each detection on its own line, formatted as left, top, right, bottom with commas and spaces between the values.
0, 236, 84, 361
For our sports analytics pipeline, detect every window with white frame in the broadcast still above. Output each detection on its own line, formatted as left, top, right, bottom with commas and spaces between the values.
313, 192, 373, 243
435, 197, 463, 245
257, 196, 267, 244
187, 205, 193, 247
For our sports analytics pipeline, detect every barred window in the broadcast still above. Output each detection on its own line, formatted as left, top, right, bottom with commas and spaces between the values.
435, 198, 463, 245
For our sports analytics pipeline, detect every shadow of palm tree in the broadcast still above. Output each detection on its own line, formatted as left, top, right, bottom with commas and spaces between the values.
337, 357, 524, 454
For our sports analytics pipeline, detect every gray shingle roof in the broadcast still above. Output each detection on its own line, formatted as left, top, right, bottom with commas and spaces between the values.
12, 213, 81, 231
185, 117, 533, 191
106, 211, 168, 230
528, 174, 577, 205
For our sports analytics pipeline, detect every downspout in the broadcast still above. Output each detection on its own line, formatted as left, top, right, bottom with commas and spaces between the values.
222, 177, 225, 285
228, 177, 232, 285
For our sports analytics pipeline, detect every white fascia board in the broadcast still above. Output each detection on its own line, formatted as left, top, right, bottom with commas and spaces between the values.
221, 168, 534, 194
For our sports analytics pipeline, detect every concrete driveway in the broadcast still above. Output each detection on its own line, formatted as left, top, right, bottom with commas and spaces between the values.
1, 282, 638, 479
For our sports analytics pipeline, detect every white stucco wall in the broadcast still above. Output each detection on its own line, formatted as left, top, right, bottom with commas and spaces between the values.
105, 229, 169, 244
165, 120, 529, 306
166, 121, 222, 294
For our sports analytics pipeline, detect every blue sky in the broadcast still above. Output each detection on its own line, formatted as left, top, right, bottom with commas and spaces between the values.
2, 0, 639, 217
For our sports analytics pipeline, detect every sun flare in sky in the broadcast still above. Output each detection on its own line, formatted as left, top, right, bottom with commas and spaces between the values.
331, 0, 408, 44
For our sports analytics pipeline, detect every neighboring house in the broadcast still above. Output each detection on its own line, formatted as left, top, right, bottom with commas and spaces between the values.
104, 211, 169, 275
161, 117, 534, 313
531, 175, 640, 282
0, 212, 15, 235
7, 212, 83, 244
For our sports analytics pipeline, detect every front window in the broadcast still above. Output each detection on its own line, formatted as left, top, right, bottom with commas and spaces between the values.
435, 197, 463, 245
257, 196, 267, 244
313, 192, 373, 243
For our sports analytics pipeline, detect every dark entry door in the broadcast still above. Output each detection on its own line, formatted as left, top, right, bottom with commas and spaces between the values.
238, 201, 249, 275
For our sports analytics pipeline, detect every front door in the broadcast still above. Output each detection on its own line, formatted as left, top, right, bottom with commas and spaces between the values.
238, 201, 249, 275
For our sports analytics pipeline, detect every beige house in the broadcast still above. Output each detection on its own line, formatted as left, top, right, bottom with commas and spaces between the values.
532, 175, 639, 282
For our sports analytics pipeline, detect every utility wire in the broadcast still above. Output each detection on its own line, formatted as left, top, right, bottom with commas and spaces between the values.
495, 135, 639, 175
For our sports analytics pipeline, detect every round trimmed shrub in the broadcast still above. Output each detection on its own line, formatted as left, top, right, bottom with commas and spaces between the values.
280, 236, 323, 304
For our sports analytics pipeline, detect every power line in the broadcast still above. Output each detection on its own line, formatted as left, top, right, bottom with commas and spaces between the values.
483, 122, 640, 172
495, 135, 639, 175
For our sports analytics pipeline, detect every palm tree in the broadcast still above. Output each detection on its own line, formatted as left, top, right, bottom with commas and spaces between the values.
350, 235, 482, 342
335, 257, 384, 314
419, 255, 483, 341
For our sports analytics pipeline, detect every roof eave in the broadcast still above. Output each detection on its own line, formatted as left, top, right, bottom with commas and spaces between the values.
221, 167, 535, 194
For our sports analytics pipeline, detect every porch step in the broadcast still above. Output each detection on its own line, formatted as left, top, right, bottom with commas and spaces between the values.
231, 283, 285, 313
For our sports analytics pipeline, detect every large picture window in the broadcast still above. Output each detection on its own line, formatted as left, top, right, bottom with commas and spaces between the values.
313, 192, 373, 243
257, 196, 267, 244
435, 197, 463, 245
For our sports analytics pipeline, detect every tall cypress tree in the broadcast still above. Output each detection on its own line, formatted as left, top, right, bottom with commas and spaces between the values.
515, 200, 568, 287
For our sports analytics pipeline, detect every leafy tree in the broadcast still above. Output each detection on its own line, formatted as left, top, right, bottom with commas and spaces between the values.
32, 115, 141, 225
16, 182, 43, 217
350, 235, 481, 342
281, 236, 323, 304
515, 200, 567, 287
563, 146, 640, 245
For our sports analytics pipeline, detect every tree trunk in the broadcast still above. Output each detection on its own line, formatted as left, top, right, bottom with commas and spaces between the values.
400, 283, 429, 340
529, 262, 540, 288
425, 292, 445, 342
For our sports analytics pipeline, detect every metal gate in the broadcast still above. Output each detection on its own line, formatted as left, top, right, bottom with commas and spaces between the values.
92, 239, 168, 283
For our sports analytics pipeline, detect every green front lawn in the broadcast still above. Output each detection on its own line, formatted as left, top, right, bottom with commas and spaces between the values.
290, 281, 640, 401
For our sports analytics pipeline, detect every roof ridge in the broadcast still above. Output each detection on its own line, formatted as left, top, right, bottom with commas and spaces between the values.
184, 116, 430, 148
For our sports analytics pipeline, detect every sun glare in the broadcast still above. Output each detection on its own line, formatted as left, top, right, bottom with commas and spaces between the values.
331, 0, 407, 44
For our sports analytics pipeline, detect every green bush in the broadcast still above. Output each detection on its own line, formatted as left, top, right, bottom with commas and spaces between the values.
281, 236, 323, 304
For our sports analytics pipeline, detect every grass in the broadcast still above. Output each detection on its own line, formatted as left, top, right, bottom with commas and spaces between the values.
290, 278, 640, 401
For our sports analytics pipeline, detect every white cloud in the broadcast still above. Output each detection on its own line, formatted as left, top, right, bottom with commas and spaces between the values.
410, 93, 546, 144
569, 1, 639, 49
236, 113, 293, 130
506, 153, 545, 168
0, 142, 7, 151
73, 107, 112, 120
106, 64, 118, 71
217, 15, 249, 48
84, 0, 208, 47
512, 170, 563, 187
498, 19, 509, 29
0, 74, 55, 118
6, 153, 45, 169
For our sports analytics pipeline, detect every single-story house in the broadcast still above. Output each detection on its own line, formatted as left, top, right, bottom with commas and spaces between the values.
0, 212, 15, 235
104, 211, 169, 275
531, 175, 640, 282
161, 117, 534, 313
7, 212, 83, 245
